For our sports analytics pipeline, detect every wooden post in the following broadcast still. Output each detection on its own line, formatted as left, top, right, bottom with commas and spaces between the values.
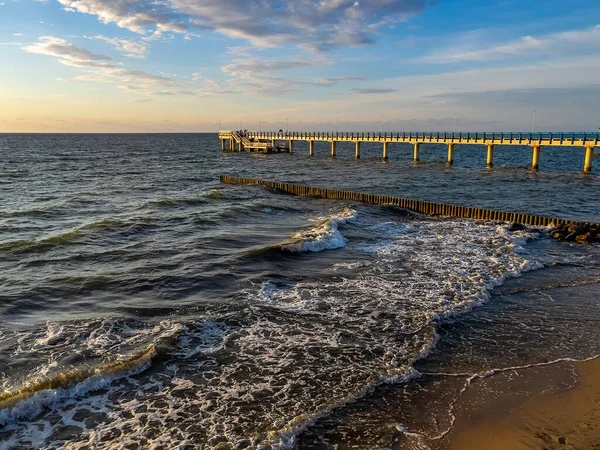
220, 139, 225, 151
413, 143, 420, 162
383, 142, 388, 159
309, 141, 314, 156
289, 140, 294, 153
532, 145, 541, 170
486, 144, 494, 167
584, 146, 594, 173
355, 141, 361, 159
331, 141, 336, 158
447, 144, 454, 165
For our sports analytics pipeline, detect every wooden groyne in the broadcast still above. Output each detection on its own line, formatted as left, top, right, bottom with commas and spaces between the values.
220, 175, 599, 229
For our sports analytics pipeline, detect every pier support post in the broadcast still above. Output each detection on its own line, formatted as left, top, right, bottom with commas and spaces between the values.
239, 141, 244, 152
486, 144, 494, 167
331, 141, 337, 158
289, 140, 294, 153
584, 146, 594, 173
532, 145, 541, 170
383, 142, 388, 159
220, 139, 225, 151
447, 144, 454, 165
230, 138, 233, 151
355, 141, 361, 159
309, 141, 314, 157
413, 143, 420, 162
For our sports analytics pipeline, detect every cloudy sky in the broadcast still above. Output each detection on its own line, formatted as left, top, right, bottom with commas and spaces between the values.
1, 0, 599, 132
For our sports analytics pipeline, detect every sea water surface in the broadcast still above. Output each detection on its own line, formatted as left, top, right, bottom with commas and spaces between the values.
1, 133, 600, 449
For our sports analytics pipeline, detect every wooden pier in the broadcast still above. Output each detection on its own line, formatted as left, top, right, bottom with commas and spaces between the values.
218, 130, 290, 154
218, 130, 599, 173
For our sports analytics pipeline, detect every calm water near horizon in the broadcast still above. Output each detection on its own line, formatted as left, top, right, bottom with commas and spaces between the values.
1, 133, 600, 449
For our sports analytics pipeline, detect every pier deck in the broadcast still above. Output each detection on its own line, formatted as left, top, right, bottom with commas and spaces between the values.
218, 130, 598, 172
219, 130, 290, 153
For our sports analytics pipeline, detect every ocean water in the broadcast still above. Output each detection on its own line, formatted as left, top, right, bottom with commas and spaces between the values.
0, 133, 599, 449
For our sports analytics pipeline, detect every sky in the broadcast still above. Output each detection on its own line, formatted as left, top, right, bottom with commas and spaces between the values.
1, 0, 599, 132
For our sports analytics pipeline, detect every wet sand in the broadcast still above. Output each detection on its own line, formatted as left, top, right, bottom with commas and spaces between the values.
443, 357, 600, 450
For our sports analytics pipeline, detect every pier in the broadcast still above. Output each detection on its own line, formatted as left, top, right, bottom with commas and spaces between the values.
218, 130, 599, 173
218, 130, 291, 154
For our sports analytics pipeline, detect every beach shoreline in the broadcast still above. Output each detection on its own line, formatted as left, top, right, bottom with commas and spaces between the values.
431, 356, 600, 449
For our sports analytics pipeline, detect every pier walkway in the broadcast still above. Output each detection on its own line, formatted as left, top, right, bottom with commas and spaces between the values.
218, 130, 599, 173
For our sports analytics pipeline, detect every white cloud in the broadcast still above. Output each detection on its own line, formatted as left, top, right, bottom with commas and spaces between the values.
219, 54, 367, 95
420, 24, 600, 63
57, 0, 427, 51
93, 35, 147, 58
222, 55, 333, 75
58, 0, 187, 35
23, 36, 113, 66
23, 36, 181, 95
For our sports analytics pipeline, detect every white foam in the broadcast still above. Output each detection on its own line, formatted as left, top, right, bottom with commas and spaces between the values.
238, 219, 543, 447
3, 218, 545, 450
282, 207, 357, 253
0, 357, 152, 428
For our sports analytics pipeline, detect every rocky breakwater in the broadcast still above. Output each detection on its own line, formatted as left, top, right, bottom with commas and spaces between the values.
549, 223, 600, 244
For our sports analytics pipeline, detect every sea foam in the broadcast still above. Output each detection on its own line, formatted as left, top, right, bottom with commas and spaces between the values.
281, 207, 357, 253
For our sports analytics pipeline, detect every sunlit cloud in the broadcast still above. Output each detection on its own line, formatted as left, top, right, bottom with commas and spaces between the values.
57, 0, 427, 51
23, 36, 184, 95
23, 36, 112, 66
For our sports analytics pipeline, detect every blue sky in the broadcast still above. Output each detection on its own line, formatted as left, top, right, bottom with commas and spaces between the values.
1, 0, 599, 132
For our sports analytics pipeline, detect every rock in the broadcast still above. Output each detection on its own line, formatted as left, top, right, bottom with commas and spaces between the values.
568, 225, 585, 234
565, 232, 577, 242
509, 222, 526, 232
576, 233, 594, 244
558, 436, 567, 445
530, 228, 541, 234
552, 230, 567, 240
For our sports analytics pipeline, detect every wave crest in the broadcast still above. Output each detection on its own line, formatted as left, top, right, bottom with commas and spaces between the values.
282, 207, 357, 253
0, 344, 158, 425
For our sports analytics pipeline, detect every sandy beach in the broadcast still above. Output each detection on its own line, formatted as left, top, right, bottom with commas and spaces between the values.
444, 356, 600, 449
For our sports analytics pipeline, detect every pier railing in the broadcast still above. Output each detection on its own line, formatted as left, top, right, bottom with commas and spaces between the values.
245, 131, 599, 147
220, 175, 599, 229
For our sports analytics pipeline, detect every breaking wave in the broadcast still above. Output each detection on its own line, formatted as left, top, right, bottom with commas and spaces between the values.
282, 207, 357, 252
0, 345, 157, 425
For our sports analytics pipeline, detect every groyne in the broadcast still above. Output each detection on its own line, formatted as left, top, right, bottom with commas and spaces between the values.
220, 175, 599, 229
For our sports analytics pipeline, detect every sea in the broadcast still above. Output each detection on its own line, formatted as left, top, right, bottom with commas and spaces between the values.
1, 133, 599, 450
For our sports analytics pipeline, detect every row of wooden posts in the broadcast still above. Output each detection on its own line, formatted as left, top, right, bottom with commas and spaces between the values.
220, 175, 597, 228
276, 140, 588, 172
